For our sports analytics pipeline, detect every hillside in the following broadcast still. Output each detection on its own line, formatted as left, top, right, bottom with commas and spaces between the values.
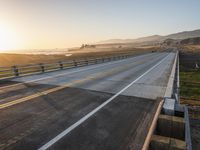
99, 29, 200, 44
180, 37, 200, 45
166, 29, 200, 39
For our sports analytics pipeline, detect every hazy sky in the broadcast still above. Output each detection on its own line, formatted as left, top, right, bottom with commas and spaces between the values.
0, 0, 200, 50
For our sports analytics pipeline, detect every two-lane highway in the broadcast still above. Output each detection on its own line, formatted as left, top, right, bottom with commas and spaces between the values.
0, 52, 176, 150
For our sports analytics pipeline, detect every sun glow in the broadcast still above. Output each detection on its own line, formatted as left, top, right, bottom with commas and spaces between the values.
0, 23, 21, 51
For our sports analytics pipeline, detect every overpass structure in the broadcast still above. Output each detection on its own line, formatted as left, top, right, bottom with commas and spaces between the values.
0, 50, 191, 150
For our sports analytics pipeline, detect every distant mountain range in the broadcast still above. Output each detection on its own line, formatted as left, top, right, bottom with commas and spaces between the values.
98, 29, 200, 44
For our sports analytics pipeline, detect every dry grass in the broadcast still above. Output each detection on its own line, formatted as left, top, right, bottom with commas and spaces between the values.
181, 98, 200, 106
179, 49, 200, 121
179, 50, 200, 150
0, 46, 162, 67
179, 44, 200, 53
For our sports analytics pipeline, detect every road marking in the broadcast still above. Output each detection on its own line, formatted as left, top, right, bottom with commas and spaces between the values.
0, 53, 155, 90
0, 59, 145, 109
38, 53, 170, 150
0, 81, 79, 109
164, 51, 177, 97
0, 73, 105, 109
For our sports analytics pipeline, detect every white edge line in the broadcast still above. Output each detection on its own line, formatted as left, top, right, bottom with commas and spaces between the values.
38, 53, 171, 150
164, 51, 178, 98
0, 53, 153, 90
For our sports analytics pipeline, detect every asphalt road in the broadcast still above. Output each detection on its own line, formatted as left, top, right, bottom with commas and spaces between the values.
0, 52, 176, 150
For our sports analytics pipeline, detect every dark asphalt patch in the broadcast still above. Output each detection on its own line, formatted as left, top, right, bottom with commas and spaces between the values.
0, 80, 20, 88
0, 82, 58, 101
50, 96, 160, 150
0, 86, 113, 150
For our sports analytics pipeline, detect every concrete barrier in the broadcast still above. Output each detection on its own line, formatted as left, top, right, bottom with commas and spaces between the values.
157, 114, 185, 140
150, 135, 186, 150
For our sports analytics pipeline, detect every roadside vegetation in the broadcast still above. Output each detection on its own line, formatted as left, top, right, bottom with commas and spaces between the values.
179, 45, 200, 103
179, 47, 200, 114
180, 71, 200, 100
179, 46, 200, 150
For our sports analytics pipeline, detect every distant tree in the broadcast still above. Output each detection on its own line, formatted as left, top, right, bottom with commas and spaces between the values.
80, 44, 85, 49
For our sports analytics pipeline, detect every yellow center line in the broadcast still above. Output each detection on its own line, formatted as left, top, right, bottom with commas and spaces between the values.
0, 61, 143, 110
0, 79, 87, 109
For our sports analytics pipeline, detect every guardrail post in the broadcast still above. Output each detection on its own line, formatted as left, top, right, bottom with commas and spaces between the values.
59, 61, 63, 69
73, 60, 77, 67
39, 63, 45, 73
85, 59, 88, 65
13, 66, 19, 76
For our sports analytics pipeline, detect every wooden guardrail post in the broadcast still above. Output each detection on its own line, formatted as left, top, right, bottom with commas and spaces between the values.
13, 66, 19, 76
85, 59, 88, 65
59, 61, 63, 69
39, 63, 45, 73
73, 60, 77, 67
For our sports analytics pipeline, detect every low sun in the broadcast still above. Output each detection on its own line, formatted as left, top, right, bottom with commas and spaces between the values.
0, 24, 19, 51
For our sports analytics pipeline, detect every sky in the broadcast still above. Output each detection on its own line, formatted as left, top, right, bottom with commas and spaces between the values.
0, 0, 200, 50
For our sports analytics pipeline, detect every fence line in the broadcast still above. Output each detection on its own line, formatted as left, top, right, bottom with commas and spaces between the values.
0, 54, 133, 80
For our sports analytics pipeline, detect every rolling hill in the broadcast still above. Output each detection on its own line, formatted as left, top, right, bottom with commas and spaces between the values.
98, 29, 200, 44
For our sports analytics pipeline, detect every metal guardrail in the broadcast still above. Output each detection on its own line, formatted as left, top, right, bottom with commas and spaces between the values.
0, 54, 132, 80
156, 50, 191, 150
173, 50, 192, 150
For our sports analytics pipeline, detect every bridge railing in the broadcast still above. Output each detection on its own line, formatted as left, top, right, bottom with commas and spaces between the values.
0, 54, 131, 79
163, 50, 192, 150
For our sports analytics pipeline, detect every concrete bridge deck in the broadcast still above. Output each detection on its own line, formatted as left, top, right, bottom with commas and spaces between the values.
0, 52, 176, 150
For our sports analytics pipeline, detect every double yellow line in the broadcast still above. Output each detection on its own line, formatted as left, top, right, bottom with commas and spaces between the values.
0, 62, 138, 110
0, 82, 84, 110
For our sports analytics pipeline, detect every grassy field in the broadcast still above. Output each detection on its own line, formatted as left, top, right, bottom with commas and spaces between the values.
179, 47, 200, 150
180, 71, 200, 100
179, 47, 200, 106
0, 46, 162, 67
180, 70, 200, 113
